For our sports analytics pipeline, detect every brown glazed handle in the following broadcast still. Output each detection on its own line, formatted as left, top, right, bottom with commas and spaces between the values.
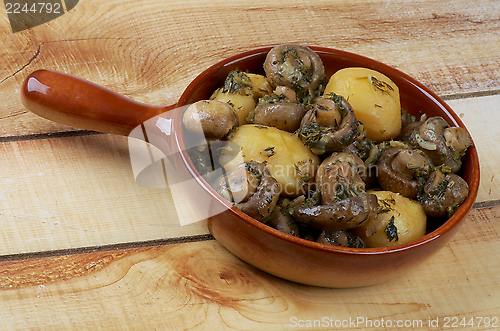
21, 69, 173, 136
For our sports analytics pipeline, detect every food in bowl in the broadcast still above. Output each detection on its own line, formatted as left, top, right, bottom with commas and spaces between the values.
181, 44, 473, 249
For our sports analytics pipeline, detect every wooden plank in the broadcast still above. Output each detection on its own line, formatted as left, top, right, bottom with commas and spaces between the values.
1, 0, 500, 136
0, 95, 498, 255
0, 134, 208, 256
447, 95, 500, 203
0, 204, 498, 330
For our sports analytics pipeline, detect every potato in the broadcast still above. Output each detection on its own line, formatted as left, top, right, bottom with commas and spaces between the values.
211, 88, 256, 125
247, 73, 272, 98
218, 124, 320, 197
353, 190, 426, 247
211, 73, 271, 125
324, 67, 401, 142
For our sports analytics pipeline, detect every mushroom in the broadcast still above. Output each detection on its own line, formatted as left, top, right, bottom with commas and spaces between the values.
398, 120, 423, 146
263, 44, 325, 97
316, 230, 365, 248
292, 151, 378, 232
293, 193, 379, 231
400, 109, 417, 131
306, 97, 343, 128
377, 146, 431, 199
404, 116, 472, 173
250, 88, 306, 132
183, 100, 238, 139
443, 126, 473, 158
419, 169, 469, 218
296, 93, 360, 155
266, 198, 301, 237
214, 161, 281, 221
316, 152, 367, 205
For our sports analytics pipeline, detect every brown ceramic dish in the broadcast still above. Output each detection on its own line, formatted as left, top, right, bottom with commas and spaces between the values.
21, 46, 480, 287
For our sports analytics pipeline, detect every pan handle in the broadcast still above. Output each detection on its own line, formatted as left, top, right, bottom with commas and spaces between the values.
21, 69, 175, 136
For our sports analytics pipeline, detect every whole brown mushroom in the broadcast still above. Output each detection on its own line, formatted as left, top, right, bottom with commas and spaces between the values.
296, 93, 360, 155
293, 151, 378, 232
293, 194, 379, 232
404, 116, 472, 173
316, 152, 367, 204
215, 161, 281, 222
266, 198, 301, 237
183, 100, 238, 139
377, 146, 431, 199
419, 169, 470, 218
250, 87, 306, 132
317, 230, 365, 248
263, 44, 325, 97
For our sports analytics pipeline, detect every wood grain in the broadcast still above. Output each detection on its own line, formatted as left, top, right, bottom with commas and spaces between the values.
0, 205, 498, 330
0, 134, 208, 255
1, 0, 500, 136
1, 0, 499, 329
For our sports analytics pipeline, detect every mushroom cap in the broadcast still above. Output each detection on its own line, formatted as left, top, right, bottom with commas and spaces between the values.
414, 117, 466, 173
183, 100, 238, 139
316, 230, 365, 248
293, 193, 379, 231
252, 102, 306, 132
263, 44, 325, 95
420, 170, 470, 218
376, 146, 430, 199
215, 161, 281, 222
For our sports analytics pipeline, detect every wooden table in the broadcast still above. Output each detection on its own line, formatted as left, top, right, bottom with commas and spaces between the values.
1, 0, 499, 329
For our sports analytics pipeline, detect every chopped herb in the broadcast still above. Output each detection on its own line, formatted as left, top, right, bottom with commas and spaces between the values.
369, 75, 394, 95
385, 216, 399, 242
324, 92, 349, 115
357, 75, 394, 95
222, 69, 252, 94
244, 162, 262, 182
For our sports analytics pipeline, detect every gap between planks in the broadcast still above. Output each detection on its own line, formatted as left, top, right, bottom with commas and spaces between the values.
0, 200, 498, 263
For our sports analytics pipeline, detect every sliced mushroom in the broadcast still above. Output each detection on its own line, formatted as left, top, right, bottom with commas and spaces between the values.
183, 100, 238, 139
263, 44, 325, 97
377, 146, 431, 199
215, 161, 281, 221
316, 230, 365, 248
293, 193, 379, 231
419, 169, 469, 218
296, 94, 360, 155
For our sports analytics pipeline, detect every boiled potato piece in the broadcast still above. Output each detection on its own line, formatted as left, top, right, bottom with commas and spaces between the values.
324, 67, 401, 142
247, 73, 272, 98
353, 190, 426, 247
211, 88, 256, 125
211, 73, 271, 125
219, 124, 320, 197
